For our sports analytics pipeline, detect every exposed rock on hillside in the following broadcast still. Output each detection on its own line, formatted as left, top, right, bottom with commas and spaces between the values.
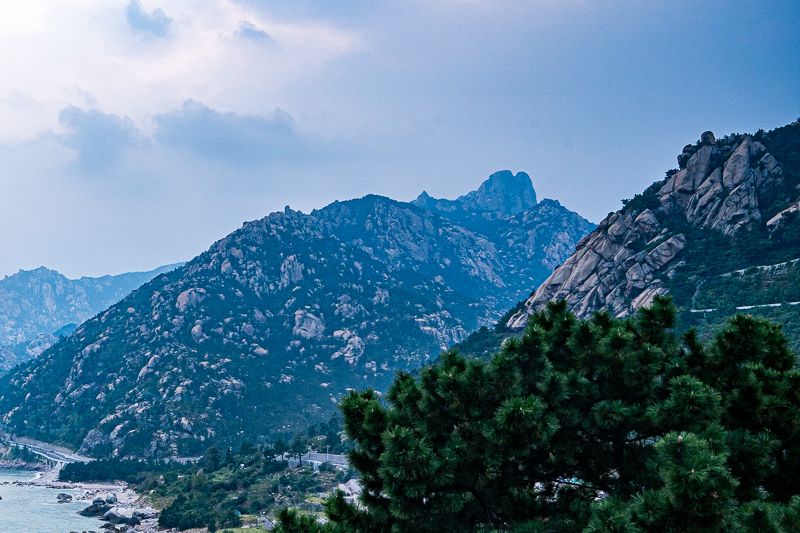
0, 171, 594, 456
0, 264, 182, 347
415, 170, 537, 220
507, 126, 798, 327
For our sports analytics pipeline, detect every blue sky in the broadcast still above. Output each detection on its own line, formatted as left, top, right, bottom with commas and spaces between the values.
0, 0, 798, 278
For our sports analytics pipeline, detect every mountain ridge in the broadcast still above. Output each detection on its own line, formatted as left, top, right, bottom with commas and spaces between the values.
0, 263, 183, 346
0, 171, 594, 457
505, 122, 800, 328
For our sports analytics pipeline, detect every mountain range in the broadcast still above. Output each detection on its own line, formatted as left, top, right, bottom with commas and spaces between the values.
5, 118, 795, 459
0, 171, 593, 457
0, 264, 182, 375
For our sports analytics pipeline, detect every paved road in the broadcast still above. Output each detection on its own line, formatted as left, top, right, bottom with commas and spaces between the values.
16, 442, 93, 467
2, 434, 93, 469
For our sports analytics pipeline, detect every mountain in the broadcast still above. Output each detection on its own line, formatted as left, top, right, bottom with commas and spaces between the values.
0, 334, 60, 376
0, 171, 594, 457
0, 264, 183, 347
414, 170, 538, 230
505, 122, 800, 335
314, 192, 594, 324
0, 265, 183, 376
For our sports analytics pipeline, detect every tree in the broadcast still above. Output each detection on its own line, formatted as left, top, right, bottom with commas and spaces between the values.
204, 445, 220, 472
277, 297, 800, 532
239, 441, 257, 457
273, 437, 288, 458
290, 432, 309, 466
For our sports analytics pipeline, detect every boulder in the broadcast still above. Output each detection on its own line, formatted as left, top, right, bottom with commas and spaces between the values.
293, 310, 326, 340
79, 502, 112, 516
57, 493, 73, 502
105, 492, 118, 504
103, 506, 134, 524
132, 506, 158, 520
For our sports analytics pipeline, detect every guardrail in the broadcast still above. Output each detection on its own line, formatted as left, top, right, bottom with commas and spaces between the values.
279, 451, 350, 471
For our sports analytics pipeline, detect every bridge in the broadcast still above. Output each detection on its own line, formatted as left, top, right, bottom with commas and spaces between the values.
2, 433, 92, 470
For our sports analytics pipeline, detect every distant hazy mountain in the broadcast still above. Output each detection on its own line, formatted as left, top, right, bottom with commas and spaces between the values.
0, 264, 183, 346
0, 264, 182, 375
0, 334, 61, 376
0, 171, 593, 457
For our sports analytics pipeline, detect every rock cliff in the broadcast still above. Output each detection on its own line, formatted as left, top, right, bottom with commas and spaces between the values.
507, 123, 800, 328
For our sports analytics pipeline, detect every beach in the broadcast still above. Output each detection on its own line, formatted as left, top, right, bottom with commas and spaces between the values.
5, 467, 161, 533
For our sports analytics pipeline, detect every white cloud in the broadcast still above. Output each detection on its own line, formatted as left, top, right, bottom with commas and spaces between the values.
0, 0, 362, 141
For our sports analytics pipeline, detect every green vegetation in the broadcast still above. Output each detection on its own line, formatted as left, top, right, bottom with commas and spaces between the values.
453, 325, 515, 360
691, 260, 800, 310
680, 304, 800, 353
620, 171, 671, 213
57, 421, 356, 531
59, 457, 191, 484
277, 297, 800, 532
154, 444, 353, 532
0, 443, 43, 464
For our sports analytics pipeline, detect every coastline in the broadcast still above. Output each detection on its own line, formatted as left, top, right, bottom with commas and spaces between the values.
14, 466, 161, 533
0, 458, 48, 471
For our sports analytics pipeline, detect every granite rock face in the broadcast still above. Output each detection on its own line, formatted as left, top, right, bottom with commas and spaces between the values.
414, 170, 537, 223
507, 132, 788, 327
0, 171, 594, 456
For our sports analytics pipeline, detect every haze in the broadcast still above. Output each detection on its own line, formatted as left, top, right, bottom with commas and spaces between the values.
1, 0, 798, 278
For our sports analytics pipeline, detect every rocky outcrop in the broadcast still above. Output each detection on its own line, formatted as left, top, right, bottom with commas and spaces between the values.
0, 171, 594, 456
414, 170, 537, 219
767, 199, 800, 229
103, 507, 139, 525
508, 131, 788, 326
661, 136, 782, 236
79, 501, 112, 516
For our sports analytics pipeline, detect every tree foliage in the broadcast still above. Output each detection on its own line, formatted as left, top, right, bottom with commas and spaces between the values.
278, 297, 800, 532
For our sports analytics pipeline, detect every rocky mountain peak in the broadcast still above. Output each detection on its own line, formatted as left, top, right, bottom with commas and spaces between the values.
413, 170, 537, 222
506, 126, 796, 328
471, 170, 537, 216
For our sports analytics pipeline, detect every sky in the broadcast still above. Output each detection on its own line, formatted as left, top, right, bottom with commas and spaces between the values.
1, 0, 798, 279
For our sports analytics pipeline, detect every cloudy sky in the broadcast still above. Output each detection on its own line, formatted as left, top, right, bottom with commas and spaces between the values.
1, 0, 798, 279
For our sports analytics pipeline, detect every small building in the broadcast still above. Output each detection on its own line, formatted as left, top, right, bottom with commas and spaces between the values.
336, 479, 362, 504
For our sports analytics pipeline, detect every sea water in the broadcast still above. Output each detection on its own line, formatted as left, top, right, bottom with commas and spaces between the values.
0, 468, 102, 533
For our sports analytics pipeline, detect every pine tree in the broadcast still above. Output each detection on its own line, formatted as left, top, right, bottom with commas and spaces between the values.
277, 297, 800, 532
